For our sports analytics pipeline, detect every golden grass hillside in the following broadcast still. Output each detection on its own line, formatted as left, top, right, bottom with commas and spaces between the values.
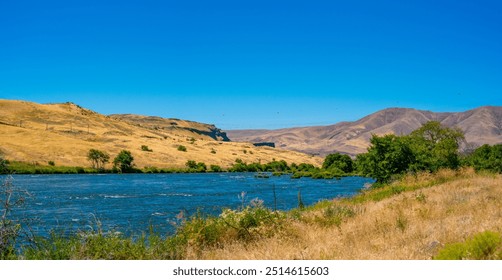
185, 169, 502, 259
0, 99, 322, 168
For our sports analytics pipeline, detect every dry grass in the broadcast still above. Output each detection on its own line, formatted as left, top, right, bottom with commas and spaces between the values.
190, 169, 502, 259
0, 99, 322, 168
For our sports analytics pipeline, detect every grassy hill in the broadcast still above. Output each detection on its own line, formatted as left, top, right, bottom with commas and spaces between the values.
0, 99, 322, 169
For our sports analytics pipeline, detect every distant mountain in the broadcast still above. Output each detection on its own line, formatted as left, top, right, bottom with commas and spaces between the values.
227, 106, 502, 157
0, 99, 322, 168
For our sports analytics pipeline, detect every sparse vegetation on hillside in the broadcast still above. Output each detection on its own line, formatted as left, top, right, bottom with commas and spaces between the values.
0, 100, 322, 170
141, 145, 153, 152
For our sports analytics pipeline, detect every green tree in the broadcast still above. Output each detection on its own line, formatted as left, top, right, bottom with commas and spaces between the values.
323, 153, 354, 173
357, 121, 466, 183
356, 134, 415, 183
87, 149, 110, 170
408, 121, 465, 171
196, 162, 207, 172
464, 144, 502, 173
113, 150, 134, 173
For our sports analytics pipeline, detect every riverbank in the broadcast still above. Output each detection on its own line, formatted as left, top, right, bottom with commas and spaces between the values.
195, 168, 502, 260
3, 160, 359, 179
4, 168, 501, 259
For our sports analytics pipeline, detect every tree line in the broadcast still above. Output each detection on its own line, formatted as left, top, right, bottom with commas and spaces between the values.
324, 121, 501, 183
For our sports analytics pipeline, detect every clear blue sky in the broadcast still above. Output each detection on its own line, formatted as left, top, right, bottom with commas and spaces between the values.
1, 0, 501, 129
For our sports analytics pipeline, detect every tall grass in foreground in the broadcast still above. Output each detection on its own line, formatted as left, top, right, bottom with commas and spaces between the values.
14, 201, 285, 260
191, 168, 502, 260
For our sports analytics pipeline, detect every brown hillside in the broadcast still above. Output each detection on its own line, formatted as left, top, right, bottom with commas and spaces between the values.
0, 99, 322, 168
227, 106, 502, 156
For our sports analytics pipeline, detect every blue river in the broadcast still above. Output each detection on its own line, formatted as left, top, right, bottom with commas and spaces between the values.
3, 173, 373, 237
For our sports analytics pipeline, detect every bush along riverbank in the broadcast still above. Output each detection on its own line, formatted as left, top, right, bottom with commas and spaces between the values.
1, 167, 501, 260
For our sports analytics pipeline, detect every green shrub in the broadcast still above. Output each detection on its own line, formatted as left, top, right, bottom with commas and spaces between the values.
24, 229, 180, 260
463, 144, 502, 173
177, 145, 187, 152
144, 166, 159, 173
0, 156, 8, 174
435, 231, 502, 260
1, 176, 30, 259
172, 202, 284, 253
315, 205, 356, 228
210, 165, 222, 172
396, 212, 408, 233
141, 145, 153, 152
415, 192, 427, 203
185, 160, 207, 172
323, 153, 354, 173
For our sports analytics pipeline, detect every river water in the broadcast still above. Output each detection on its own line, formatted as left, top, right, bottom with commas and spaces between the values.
3, 173, 373, 237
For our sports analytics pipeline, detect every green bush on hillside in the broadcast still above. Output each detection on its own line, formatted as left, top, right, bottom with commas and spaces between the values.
141, 145, 153, 152
463, 144, 502, 173
435, 231, 502, 260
